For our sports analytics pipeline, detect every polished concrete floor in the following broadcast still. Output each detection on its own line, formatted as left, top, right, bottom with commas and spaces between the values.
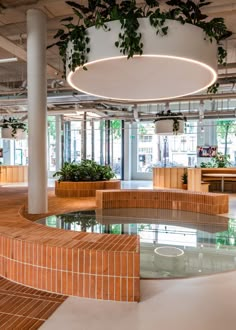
40, 182, 236, 330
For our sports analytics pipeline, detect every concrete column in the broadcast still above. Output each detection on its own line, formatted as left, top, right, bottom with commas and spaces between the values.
55, 115, 62, 170
81, 113, 87, 160
91, 120, 95, 160
27, 9, 48, 213
105, 120, 110, 165
100, 120, 104, 165
124, 122, 131, 180
2, 140, 14, 165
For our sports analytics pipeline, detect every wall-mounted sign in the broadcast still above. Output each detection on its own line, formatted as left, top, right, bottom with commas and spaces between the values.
197, 146, 217, 158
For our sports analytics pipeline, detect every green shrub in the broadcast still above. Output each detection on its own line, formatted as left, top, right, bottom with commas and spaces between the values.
53, 159, 116, 182
200, 152, 231, 168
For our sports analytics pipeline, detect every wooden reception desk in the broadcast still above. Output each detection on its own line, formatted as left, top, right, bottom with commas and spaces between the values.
153, 167, 185, 189
0, 165, 28, 183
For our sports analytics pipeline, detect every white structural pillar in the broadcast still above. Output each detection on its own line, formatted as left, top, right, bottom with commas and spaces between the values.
123, 122, 132, 180
55, 115, 62, 171
27, 9, 48, 213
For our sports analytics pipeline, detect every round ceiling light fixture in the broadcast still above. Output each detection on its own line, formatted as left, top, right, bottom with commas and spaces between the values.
67, 19, 218, 102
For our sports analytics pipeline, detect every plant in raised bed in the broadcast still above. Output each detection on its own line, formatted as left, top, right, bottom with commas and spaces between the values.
53, 159, 116, 182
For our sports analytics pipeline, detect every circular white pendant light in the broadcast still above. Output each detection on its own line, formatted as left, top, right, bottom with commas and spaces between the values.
67, 18, 218, 102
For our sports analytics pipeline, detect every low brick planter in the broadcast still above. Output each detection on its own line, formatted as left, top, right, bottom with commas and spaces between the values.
55, 180, 121, 197
0, 187, 139, 302
96, 189, 229, 215
0, 228, 139, 302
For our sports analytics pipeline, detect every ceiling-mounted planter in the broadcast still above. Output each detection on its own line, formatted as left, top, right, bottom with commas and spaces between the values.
0, 117, 27, 139
1, 128, 27, 140
154, 110, 186, 135
52, 1, 231, 100
154, 120, 184, 135
67, 18, 217, 102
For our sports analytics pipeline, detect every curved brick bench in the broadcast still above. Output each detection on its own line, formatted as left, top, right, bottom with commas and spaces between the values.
96, 189, 228, 215
0, 190, 139, 302
55, 180, 121, 197
0, 188, 229, 304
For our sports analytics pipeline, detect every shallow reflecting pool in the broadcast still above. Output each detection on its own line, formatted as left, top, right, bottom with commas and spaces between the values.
36, 208, 236, 279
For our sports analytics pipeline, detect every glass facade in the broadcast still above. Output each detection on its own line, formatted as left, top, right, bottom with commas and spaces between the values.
2, 116, 236, 178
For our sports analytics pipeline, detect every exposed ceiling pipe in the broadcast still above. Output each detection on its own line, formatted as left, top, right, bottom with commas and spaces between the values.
219, 62, 236, 70
1, 92, 236, 108
1, 108, 236, 120
0, 0, 59, 11
202, 3, 236, 14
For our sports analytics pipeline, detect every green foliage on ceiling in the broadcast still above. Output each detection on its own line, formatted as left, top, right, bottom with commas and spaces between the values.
154, 109, 187, 134
49, 0, 232, 94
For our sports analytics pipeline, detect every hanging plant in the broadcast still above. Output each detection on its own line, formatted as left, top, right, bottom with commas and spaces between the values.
49, 0, 232, 96
154, 110, 187, 134
0, 117, 27, 139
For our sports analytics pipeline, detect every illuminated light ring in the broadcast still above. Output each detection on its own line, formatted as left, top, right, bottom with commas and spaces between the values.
67, 55, 217, 102
67, 18, 218, 101
154, 246, 184, 258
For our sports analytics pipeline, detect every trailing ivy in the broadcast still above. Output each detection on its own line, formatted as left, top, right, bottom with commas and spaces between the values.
0, 117, 27, 138
49, 0, 232, 91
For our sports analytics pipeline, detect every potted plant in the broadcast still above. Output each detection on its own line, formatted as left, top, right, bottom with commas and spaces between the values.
49, 0, 231, 95
53, 159, 116, 182
1, 117, 27, 139
201, 152, 231, 168
53, 159, 120, 197
154, 110, 187, 135
181, 169, 188, 190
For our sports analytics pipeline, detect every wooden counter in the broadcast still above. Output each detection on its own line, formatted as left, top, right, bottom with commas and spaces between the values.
188, 168, 236, 192
153, 167, 185, 189
153, 167, 236, 193
0, 165, 28, 183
